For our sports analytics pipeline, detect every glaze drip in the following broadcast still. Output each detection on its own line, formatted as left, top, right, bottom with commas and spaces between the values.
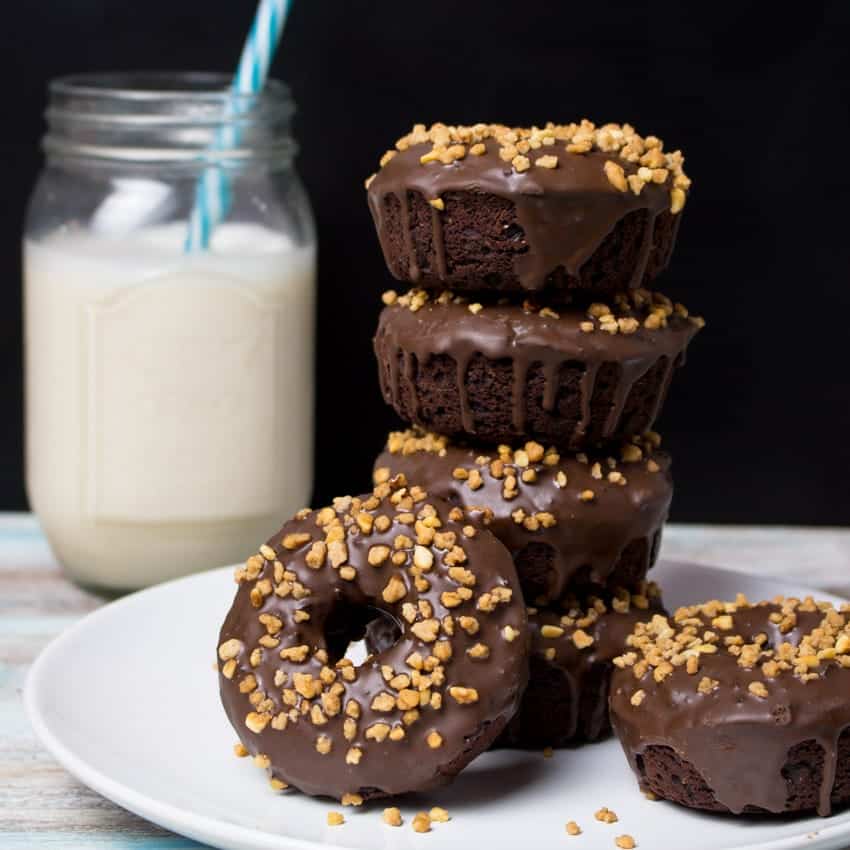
374, 298, 700, 449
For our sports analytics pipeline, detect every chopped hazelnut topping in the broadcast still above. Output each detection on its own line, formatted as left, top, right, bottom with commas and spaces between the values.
412, 812, 431, 833
566, 821, 582, 836
368, 544, 391, 566
616, 836, 636, 849
604, 160, 628, 192
411, 619, 440, 643
218, 639, 243, 661
572, 629, 595, 649
326, 811, 345, 827
427, 730, 444, 749
749, 681, 769, 698
371, 692, 397, 712
449, 686, 479, 704
383, 807, 403, 827
282, 533, 311, 551
382, 573, 407, 603
413, 545, 434, 570
502, 625, 520, 642
245, 712, 269, 733
429, 807, 450, 822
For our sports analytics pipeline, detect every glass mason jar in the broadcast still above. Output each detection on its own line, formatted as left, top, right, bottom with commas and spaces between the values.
24, 72, 316, 593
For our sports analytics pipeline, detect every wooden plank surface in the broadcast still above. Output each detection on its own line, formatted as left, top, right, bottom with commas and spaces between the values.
1, 513, 849, 848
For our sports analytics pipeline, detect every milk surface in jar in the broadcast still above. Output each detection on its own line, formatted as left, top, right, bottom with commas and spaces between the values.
25, 222, 315, 590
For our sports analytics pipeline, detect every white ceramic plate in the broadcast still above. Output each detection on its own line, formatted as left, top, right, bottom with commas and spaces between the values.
25, 560, 850, 850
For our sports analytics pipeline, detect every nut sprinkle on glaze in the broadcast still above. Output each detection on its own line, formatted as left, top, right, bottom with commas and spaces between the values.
374, 429, 672, 603
375, 121, 689, 188
366, 121, 690, 294
610, 596, 850, 817
217, 475, 528, 802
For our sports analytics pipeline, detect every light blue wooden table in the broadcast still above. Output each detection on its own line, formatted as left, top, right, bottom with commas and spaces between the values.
2, 514, 849, 849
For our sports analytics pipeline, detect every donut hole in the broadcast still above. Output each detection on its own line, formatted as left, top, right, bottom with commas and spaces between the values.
323, 599, 401, 665
364, 611, 402, 656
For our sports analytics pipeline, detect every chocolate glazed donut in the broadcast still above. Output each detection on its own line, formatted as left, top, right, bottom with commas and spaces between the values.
366, 128, 688, 298
217, 476, 529, 803
374, 293, 702, 451
610, 597, 850, 817
373, 429, 672, 603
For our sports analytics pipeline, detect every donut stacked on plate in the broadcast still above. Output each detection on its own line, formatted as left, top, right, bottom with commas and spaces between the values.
366, 121, 705, 749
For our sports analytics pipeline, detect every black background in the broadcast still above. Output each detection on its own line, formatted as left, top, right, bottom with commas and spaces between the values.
1, 1, 849, 524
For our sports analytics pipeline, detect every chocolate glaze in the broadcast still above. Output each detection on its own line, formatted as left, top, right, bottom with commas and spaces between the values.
500, 593, 666, 748
374, 299, 699, 449
217, 486, 529, 802
367, 141, 675, 292
374, 433, 672, 603
610, 604, 850, 816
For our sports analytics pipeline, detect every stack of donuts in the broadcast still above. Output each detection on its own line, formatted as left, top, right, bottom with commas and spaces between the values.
367, 121, 702, 749
216, 122, 850, 820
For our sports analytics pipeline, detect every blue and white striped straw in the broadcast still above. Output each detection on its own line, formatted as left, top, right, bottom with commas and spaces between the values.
185, 0, 291, 252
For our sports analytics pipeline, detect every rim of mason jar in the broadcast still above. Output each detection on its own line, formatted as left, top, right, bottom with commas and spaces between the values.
49, 71, 293, 112
43, 71, 296, 165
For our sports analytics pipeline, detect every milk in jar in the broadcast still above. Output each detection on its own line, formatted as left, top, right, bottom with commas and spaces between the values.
25, 223, 315, 590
